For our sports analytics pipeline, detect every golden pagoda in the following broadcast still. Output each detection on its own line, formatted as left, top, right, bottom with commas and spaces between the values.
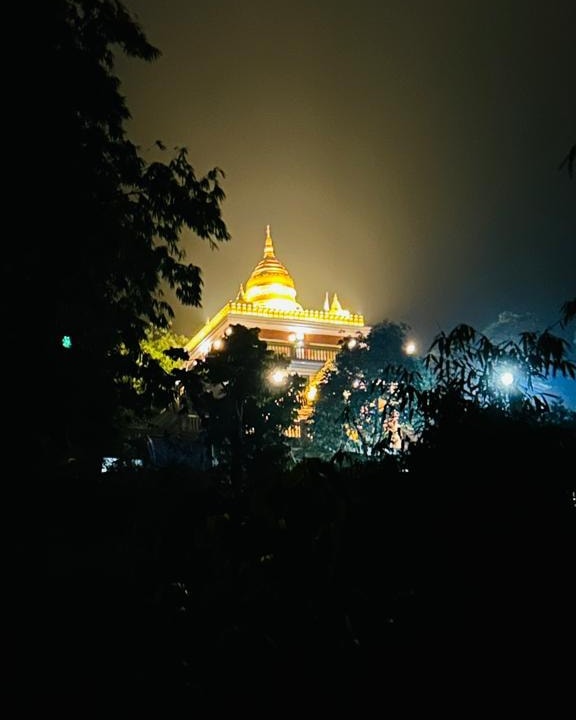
185, 225, 371, 415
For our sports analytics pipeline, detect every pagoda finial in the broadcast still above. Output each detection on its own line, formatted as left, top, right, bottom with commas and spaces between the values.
323, 291, 330, 312
330, 292, 343, 313
264, 224, 274, 257
236, 282, 247, 302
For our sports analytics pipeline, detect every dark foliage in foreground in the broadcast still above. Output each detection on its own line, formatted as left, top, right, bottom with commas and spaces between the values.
8, 0, 229, 473
19, 454, 575, 711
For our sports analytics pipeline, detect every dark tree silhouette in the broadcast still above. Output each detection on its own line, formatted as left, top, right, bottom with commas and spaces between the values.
559, 144, 575, 178
309, 320, 426, 461
407, 322, 576, 475
560, 298, 576, 328
8, 1, 229, 472
181, 324, 306, 490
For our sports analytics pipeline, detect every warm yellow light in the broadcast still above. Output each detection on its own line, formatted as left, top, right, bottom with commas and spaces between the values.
307, 385, 318, 402
225, 327, 233, 336
352, 378, 361, 389
270, 368, 288, 385
213, 338, 224, 350
347, 338, 357, 350
199, 340, 211, 355
244, 281, 301, 311
404, 341, 417, 355
288, 332, 297, 342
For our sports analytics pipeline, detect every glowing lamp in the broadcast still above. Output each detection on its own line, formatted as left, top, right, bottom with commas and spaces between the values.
270, 368, 288, 385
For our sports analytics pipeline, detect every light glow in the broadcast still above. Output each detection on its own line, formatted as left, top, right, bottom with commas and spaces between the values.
269, 368, 288, 385
306, 385, 318, 401
244, 282, 301, 310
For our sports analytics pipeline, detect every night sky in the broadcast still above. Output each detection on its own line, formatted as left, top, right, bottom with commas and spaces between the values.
118, 0, 575, 350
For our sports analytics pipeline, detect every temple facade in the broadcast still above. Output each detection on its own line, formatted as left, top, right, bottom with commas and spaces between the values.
185, 225, 371, 415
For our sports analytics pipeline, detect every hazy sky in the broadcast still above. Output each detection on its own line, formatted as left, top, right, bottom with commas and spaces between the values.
117, 0, 575, 349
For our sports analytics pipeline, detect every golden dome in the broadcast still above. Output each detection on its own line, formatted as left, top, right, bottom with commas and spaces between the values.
243, 225, 303, 311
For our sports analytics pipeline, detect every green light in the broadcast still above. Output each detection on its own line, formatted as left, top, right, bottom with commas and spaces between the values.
62, 335, 72, 349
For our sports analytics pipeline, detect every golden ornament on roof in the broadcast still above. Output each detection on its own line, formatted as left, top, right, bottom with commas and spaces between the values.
243, 225, 303, 311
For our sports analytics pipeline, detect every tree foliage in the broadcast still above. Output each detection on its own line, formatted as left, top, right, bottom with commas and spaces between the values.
421, 322, 575, 414
111, 326, 191, 433
558, 144, 575, 178
407, 322, 576, 474
180, 325, 307, 488
308, 321, 426, 461
306, 316, 576, 473
140, 326, 190, 374
560, 297, 576, 328
11, 1, 229, 470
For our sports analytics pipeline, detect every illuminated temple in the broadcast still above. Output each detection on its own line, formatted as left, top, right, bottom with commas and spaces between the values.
185, 225, 371, 413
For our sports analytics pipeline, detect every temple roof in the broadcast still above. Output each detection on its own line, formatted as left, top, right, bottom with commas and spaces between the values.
184, 225, 368, 359
242, 225, 303, 311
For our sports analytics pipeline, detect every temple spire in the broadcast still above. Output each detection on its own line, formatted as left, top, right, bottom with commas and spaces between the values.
330, 292, 343, 313
264, 224, 275, 257
324, 291, 330, 311
236, 283, 246, 302
243, 224, 301, 310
